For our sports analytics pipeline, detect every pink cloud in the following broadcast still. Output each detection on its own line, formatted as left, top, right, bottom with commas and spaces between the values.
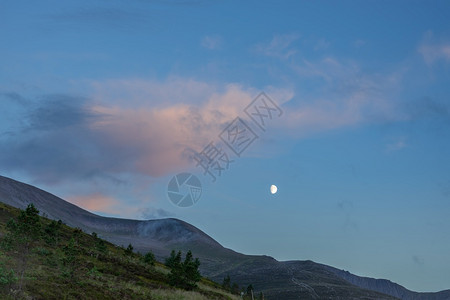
87, 81, 286, 177
68, 193, 125, 215
85, 73, 402, 177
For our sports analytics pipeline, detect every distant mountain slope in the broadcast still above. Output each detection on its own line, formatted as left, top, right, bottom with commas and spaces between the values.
0, 175, 447, 299
324, 266, 450, 300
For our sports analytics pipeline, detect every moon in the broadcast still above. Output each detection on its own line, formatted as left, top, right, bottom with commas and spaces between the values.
270, 184, 278, 194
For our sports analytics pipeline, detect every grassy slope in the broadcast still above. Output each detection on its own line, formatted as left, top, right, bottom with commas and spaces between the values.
0, 202, 240, 300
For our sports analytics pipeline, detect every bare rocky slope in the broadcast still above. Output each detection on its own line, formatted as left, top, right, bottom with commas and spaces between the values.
1, 175, 448, 299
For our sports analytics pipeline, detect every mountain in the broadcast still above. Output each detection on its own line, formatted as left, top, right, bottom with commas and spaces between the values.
0, 175, 224, 262
1, 175, 448, 299
0, 201, 239, 300
324, 266, 450, 300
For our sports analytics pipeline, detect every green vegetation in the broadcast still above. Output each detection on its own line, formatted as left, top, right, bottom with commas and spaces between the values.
124, 243, 134, 256
3, 203, 41, 292
165, 250, 201, 290
143, 251, 155, 266
0, 202, 239, 299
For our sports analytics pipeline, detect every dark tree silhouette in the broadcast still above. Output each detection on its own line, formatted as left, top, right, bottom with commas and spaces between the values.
167, 250, 201, 290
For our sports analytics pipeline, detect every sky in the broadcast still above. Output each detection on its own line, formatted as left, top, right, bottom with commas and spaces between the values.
1, 0, 450, 292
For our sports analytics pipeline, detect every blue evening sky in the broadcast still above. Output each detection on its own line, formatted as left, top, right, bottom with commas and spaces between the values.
1, 0, 450, 292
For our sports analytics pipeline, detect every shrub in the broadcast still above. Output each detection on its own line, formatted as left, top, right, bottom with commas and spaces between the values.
124, 243, 134, 256
144, 251, 155, 266
0, 262, 17, 290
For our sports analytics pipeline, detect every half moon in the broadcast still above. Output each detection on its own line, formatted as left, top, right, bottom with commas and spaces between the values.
270, 184, 277, 194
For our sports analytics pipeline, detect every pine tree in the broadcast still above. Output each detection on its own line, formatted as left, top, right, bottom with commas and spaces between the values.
91, 232, 107, 256
44, 219, 62, 246
143, 251, 155, 266
124, 243, 134, 256
61, 237, 79, 280
231, 282, 240, 295
167, 250, 201, 290
246, 284, 254, 299
4, 204, 41, 291
96, 239, 107, 254
165, 250, 180, 268
167, 250, 183, 286
222, 274, 231, 291
182, 250, 201, 290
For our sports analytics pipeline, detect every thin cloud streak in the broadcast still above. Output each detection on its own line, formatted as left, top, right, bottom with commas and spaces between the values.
201, 35, 222, 50
385, 137, 407, 153
417, 31, 450, 65
255, 33, 300, 59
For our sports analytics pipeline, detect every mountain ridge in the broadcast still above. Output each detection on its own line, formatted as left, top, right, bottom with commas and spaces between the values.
1, 175, 448, 299
323, 266, 450, 300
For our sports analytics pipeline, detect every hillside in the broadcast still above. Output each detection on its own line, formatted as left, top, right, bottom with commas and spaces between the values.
0, 201, 240, 299
1, 175, 446, 299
